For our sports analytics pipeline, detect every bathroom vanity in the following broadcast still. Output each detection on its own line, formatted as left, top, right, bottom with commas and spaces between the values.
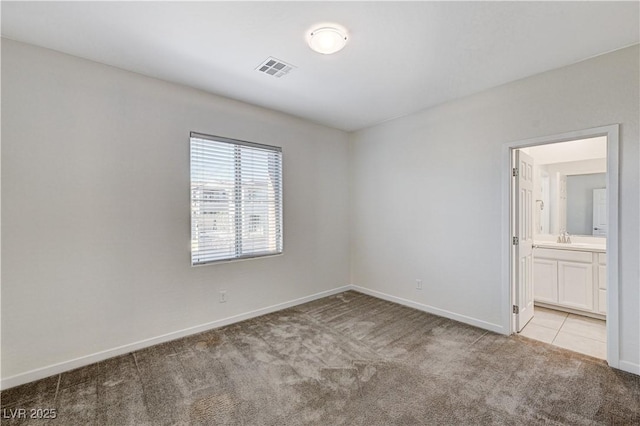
533, 241, 606, 319
527, 150, 608, 320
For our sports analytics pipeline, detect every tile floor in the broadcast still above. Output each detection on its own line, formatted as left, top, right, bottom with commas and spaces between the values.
519, 306, 607, 359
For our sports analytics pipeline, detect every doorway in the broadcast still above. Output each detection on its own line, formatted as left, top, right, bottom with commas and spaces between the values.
501, 125, 619, 367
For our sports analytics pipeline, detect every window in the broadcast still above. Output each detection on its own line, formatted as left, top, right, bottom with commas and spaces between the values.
190, 132, 283, 265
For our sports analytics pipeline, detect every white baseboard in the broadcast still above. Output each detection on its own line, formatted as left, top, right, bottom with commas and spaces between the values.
0, 285, 351, 390
618, 360, 640, 376
350, 286, 639, 377
4, 284, 634, 390
349, 285, 505, 334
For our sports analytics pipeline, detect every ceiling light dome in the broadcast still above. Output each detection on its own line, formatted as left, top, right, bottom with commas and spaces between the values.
307, 25, 348, 55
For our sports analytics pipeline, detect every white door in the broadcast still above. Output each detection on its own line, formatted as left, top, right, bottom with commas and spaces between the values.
515, 150, 535, 331
592, 188, 607, 236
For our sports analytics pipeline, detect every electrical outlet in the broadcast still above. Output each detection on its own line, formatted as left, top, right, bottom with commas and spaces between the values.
416, 279, 423, 290
219, 290, 227, 303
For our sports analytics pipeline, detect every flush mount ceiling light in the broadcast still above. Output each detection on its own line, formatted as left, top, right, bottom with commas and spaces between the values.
307, 25, 348, 55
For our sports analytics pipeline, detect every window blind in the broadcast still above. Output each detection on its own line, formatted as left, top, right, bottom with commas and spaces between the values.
190, 132, 283, 265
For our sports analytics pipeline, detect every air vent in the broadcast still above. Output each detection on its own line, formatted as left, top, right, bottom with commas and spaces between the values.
256, 57, 295, 78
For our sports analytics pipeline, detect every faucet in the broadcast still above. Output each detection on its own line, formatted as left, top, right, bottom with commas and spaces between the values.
557, 231, 571, 244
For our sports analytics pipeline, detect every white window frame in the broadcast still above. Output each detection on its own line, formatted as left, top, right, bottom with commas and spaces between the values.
190, 132, 283, 265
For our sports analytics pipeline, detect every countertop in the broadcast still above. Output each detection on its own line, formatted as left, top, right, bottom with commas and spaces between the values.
533, 241, 606, 253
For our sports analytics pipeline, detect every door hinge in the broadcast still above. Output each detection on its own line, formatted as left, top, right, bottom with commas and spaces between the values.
513, 305, 519, 314
512, 167, 519, 177
512, 236, 519, 245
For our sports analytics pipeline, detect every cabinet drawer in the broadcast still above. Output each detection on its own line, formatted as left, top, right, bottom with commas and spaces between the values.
598, 253, 607, 265
598, 289, 607, 314
534, 248, 592, 263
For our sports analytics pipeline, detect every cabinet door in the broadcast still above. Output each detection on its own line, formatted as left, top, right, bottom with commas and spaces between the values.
534, 259, 558, 304
558, 261, 594, 311
598, 289, 607, 314
598, 265, 607, 290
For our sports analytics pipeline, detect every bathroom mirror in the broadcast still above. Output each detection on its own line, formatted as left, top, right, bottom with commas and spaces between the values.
566, 173, 606, 236
538, 172, 606, 237
526, 137, 608, 239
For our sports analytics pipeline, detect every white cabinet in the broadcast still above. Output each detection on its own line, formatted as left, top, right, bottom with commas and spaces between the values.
598, 290, 607, 315
597, 253, 607, 314
533, 247, 605, 317
557, 261, 593, 310
533, 259, 557, 304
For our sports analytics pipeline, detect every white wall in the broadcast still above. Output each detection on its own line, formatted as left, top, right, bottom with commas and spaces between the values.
523, 136, 607, 165
3, 38, 639, 386
545, 158, 607, 174
1, 40, 350, 384
350, 45, 639, 372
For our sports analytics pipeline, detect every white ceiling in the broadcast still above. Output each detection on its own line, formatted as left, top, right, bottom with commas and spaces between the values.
2, 2, 638, 131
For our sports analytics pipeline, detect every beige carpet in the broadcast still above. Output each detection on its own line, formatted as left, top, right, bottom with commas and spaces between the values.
1, 291, 638, 425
